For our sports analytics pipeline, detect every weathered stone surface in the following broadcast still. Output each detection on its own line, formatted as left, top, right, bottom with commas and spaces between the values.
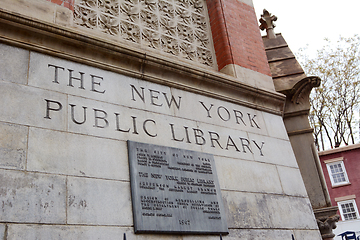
220, 64, 275, 91
0, 0, 59, 23
0, 169, 66, 223
28, 52, 275, 137
136, 234, 183, 240
7, 224, 134, 240
262, 35, 287, 49
215, 156, 283, 194
288, 133, 328, 209
63, 94, 272, 162
237, 65, 275, 91
67, 177, 132, 225
0, 45, 319, 238
284, 114, 313, 133
55, 6, 73, 26
66, 94, 204, 154
0, 224, 5, 240
269, 58, 304, 78
249, 133, 298, 167
266, 195, 318, 229
0, 122, 28, 170
0, 3, 322, 239
222, 191, 272, 229
182, 235, 219, 240
294, 229, 322, 239
195, 122, 256, 161
0, 81, 67, 131
277, 165, 308, 197
28, 52, 176, 116
222, 191, 318, 229
266, 47, 295, 62
170, 88, 268, 136
27, 127, 129, 181
262, 112, 289, 140
0, 43, 29, 84
225, 228, 293, 240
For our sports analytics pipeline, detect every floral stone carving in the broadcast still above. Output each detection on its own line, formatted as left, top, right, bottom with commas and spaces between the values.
74, 0, 214, 66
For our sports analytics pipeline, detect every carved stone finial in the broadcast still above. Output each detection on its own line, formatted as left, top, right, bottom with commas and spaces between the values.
259, 9, 277, 39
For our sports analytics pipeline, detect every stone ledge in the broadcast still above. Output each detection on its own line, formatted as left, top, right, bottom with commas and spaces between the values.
0, 8, 286, 116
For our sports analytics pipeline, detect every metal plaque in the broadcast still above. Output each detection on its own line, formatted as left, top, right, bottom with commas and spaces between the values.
127, 141, 228, 234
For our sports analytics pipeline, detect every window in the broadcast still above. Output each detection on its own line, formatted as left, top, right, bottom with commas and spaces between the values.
338, 199, 359, 221
325, 160, 349, 187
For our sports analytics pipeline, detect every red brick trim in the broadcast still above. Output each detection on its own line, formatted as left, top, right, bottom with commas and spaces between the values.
206, 0, 271, 76
46, 0, 74, 11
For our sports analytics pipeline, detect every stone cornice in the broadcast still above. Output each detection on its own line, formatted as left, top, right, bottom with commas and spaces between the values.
0, 8, 286, 115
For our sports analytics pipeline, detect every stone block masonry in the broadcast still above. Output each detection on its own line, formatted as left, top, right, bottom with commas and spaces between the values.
0, 0, 322, 239
0, 41, 321, 239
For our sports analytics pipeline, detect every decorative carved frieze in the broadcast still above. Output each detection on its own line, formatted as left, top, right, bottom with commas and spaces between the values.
74, 0, 214, 66
259, 9, 277, 39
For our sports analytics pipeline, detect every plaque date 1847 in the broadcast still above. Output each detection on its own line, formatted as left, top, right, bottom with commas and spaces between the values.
127, 141, 228, 234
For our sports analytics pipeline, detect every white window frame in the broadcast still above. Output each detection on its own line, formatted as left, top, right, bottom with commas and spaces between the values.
338, 199, 360, 221
325, 159, 350, 187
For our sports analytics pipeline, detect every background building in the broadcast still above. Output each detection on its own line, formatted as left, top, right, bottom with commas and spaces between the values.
320, 144, 360, 239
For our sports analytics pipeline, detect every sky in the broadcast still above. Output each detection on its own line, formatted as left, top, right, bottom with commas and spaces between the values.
252, 0, 360, 56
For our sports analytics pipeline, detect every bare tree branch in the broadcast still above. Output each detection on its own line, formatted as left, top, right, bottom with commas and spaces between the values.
297, 35, 360, 150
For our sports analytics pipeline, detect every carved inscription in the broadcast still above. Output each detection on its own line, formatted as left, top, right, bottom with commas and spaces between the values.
43, 62, 267, 157
128, 141, 228, 234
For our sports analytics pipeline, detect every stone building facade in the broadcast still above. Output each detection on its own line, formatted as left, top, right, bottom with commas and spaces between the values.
0, 0, 324, 239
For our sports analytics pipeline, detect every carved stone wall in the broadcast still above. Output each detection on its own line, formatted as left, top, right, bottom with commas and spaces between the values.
74, 0, 215, 67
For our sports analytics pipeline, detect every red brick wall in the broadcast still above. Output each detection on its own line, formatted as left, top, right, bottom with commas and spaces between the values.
46, 0, 74, 11
320, 148, 360, 220
207, 0, 271, 76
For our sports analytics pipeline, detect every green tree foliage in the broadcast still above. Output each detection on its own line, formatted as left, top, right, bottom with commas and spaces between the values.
298, 35, 360, 151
